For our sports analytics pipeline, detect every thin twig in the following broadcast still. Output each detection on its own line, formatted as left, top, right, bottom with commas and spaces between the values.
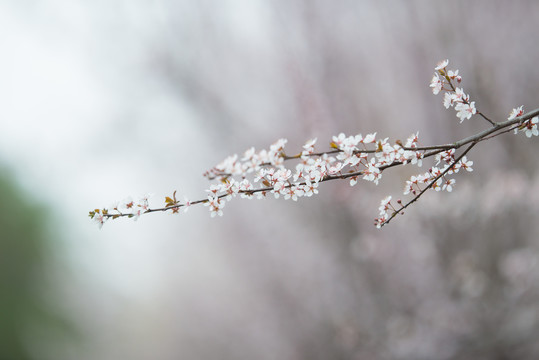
380, 141, 478, 227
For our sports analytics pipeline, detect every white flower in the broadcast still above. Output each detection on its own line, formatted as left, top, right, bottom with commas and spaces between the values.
222, 179, 239, 200
242, 147, 256, 161
283, 188, 296, 201
320, 153, 336, 167
430, 74, 443, 95
341, 136, 359, 154
447, 69, 459, 79
363, 132, 377, 144
139, 194, 151, 211
452, 87, 468, 104
216, 154, 243, 175
435, 59, 449, 71
429, 167, 443, 178
332, 133, 347, 147
378, 196, 392, 216
362, 159, 382, 185
270, 138, 287, 152
301, 138, 317, 158
434, 149, 455, 165
455, 101, 476, 122
432, 179, 443, 191
403, 174, 423, 195
205, 196, 225, 217
275, 168, 292, 182
403, 181, 413, 195
268, 139, 287, 166
238, 179, 254, 199
303, 138, 317, 150
121, 196, 134, 211
93, 212, 106, 229
272, 181, 286, 198
254, 169, 265, 182
345, 154, 362, 167
410, 151, 423, 167
302, 180, 319, 197
508, 106, 524, 120
525, 117, 539, 138
459, 156, 473, 172
293, 163, 306, 182
206, 184, 223, 195
442, 178, 456, 192
333, 134, 361, 154
306, 168, 322, 183
327, 162, 344, 175
375, 216, 387, 229
443, 92, 455, 109
405, 132, 419, 148
257, 149, 269, 163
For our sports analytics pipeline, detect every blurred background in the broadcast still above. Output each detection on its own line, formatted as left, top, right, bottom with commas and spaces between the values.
2, 0, 539, 359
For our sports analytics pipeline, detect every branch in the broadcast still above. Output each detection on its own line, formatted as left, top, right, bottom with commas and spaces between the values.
89, 59, 539, 229
380, 140, 478, 227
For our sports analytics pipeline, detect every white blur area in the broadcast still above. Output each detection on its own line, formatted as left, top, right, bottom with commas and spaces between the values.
2, 1, 539, 359
0, 2, 214, 357
0, 2, 194, 295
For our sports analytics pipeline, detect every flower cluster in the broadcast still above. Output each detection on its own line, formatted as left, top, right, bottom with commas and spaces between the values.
430, 59, 476, 122
404, 154, 473, 195
374, 195, 398, 228
373, 151, 473, 228
204, 138, 288, 179
199, 132, 423, 217
511, 106, 539, 138
90, 130, 436, 226
89, 59, 538, 229
89, 194, 152, 228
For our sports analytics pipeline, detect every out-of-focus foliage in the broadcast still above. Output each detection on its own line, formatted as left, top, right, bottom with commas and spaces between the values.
0, 170, 72, 359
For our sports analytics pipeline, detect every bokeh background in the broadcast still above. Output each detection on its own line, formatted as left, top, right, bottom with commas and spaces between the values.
2, 1, 539, 359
